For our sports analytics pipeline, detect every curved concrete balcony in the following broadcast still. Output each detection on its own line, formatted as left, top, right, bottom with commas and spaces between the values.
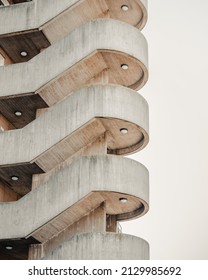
0, 155, 149, 242
0, 1, 147, 63
43, 232, 149, 260
0, 19, 148, 128
0, 84, 148, 195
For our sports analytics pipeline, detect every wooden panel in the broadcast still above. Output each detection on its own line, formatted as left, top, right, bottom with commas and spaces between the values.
0, 94, 48, 129
0, 163, 44, 196
0, 30, 50, 63
0, 237, 39, 260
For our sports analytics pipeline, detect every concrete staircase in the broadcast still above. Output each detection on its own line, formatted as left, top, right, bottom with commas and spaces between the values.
0, 0, 150, 260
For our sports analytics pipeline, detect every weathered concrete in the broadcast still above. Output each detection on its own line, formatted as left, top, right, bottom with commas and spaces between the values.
0, 0, 148, 37
0, 19, 148, 99
29, 203, 107, 259
43, 232, 149, 260
0, 84, 149, 166
0, 155, 149, 240
0, 0, 151, 261
0, 0, 80, 35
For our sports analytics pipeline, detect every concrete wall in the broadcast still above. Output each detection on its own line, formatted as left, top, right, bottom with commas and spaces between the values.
29, 203, 107, 259
43, 232, 149, 260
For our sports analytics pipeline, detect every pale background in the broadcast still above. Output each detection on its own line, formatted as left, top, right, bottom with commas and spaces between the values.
122, 0, 208, 259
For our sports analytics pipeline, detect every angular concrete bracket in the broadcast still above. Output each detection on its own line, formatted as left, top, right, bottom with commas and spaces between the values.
43, 232, 149, 260
0, 155, 149, 241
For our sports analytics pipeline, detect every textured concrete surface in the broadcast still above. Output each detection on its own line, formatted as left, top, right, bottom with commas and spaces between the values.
43, 232, 149, 260
0, 19, 148, 98
0, 0, 77, 35
0, 84, 149, 165
0, 155, 149, 239
0, 0, 148, 35
0, 1, 150, 260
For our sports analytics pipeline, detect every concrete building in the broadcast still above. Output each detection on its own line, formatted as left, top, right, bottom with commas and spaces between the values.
0, 0, 149, 260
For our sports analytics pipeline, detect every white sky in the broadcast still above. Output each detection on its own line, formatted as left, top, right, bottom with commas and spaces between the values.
122, 0, 208, 259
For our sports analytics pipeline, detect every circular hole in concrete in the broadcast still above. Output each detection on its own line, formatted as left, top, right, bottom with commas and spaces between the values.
121, 64, 129, 70
120, 128, 128, 134
119, 197, 128, 203
20, 51, 28, 57
121, 5, 129, 12
15, 111, 22, 117
11, 176, 19, 181
5, 245, 13, 250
